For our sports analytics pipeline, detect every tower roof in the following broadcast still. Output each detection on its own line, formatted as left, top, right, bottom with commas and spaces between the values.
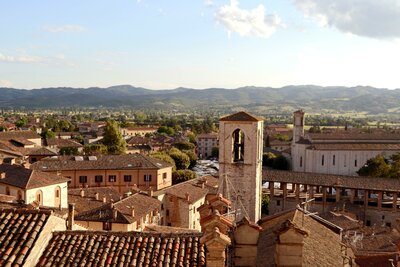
219, 111, 263, 122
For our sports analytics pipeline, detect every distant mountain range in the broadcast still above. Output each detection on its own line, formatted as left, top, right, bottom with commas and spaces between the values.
1, 85, 399, 115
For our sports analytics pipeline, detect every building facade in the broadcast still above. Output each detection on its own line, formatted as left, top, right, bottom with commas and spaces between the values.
196, 133, 218, 159
218, 111, 263, 223
291, 110, 400, 175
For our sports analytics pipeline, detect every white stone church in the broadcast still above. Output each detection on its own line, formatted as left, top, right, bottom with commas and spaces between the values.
291, 110, 400, 175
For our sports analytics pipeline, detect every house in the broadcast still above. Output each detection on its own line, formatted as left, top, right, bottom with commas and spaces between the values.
45, 137, 83, 153
32, 154, 173, 192
0, 164, 69, 208
126, 136, 152, 154
120, 126, 158, 137
73, 191, 162, 231
196, 133, 218, 159
291, 110, 400, 175
0, 130, 42, 146
154, 175, 219, 230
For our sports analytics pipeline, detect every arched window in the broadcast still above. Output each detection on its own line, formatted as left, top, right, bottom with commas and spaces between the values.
17, 190, 23, 200
333, 155, 336, 166
36, 190, 43, 205
321, 155, 325, 166
5, 186, 10, 195
300, 156, 303, 167
232, 129, 245, 162
55, 187, 60, 198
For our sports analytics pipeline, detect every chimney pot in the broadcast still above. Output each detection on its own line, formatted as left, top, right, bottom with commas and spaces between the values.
0, 172, 5, 179
131, 208, 135, 217
103, 196, 107, 203
94, 192, 99, 200
80, 189, 85, 197
185, 192, 190, 201
148, 187, 153, 197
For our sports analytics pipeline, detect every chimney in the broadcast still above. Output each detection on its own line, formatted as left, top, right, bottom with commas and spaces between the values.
0, 172, 5, 179
67, 203, 75, 230
103, 196, 107, 203
131, 208, 135, 217
148, 187, 153, 197
113, 207, 118, 220
80, 189, 85, 197
94, 192, 99, 200
201, 182, 205, 189
185, 192, 190, 202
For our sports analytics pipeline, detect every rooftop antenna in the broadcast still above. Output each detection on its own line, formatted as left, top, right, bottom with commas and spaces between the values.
299, 193, 317, 227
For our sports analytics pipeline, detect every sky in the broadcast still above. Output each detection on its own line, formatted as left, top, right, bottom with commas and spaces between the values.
1, 0, 400, 90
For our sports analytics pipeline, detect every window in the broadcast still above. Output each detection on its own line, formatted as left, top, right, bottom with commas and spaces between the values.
161, 204, 164, 210
300, 156, 303, 167
103, 222, 111, 231
124, 175, 132, 182
79, 176, 87, 183
17, 190, 22, 200
277, 200, 281, 206
333, 155, 336, 166
5, 186, 10, 195
108, 175, 117, 182
232, 129, 245, 162
55, 188, 60, 198
166, 210, 170, 217
95, 175, 103, 183
163, 173, 167, 179
321, 155, 325, 166
354, 159, 357, 167
144, 174, 152, 182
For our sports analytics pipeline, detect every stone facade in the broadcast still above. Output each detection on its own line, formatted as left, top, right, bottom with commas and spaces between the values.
219, 112, 263, 222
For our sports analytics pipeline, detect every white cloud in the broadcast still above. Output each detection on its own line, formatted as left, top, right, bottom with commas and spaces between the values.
0, 53, 45, 63
215, 0, 282, 38
205, 0, 213, 7
294, 0, 400, 39
44, 24, 86, 33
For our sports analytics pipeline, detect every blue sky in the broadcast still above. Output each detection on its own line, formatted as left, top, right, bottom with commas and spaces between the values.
1, 0, 400, 89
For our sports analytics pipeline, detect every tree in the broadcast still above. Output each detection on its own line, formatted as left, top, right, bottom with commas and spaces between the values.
172, 169, 197, 185
211, 147, 219, 159
157, 126, 175, 136
261, 194, 269, 215
102, 120, 127, 154
173, 141, 195, 151
357, 155, 390, 177
263, 152, 276, 167
15, 116, 28, 128
183, 150, 198, 169
272, 155, 289, 170
59, 147, 79, 155
83, 144, 108, 155
169, 147, 190, 170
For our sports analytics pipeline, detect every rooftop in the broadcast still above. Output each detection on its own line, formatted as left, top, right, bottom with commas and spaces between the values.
263, 169, 400, 192
32, 153, 172, 171
219, 111, 263, 122
37, 231, 206, 267
0, 208, 51, 266
0, 164, 70, 189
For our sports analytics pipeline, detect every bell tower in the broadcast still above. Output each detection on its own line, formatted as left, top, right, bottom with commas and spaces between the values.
293, 110, 305, 143
218, 111, 263, 223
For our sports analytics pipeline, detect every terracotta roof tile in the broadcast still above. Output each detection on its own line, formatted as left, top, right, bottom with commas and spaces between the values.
0, 131, 41, 140
37, 231, 206, 267
32, 154, 172, 171
68, 187, 122, 214
219, 111, 263, 122
0, 208, 51, 266
264, 169, 400, 192
310, 143, 400, 150
46, 138, 83, 148
0, 164, 69, 189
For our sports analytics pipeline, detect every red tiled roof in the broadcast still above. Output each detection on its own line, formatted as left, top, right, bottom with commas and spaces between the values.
310, 143, 400, 150
220, 111, 263, 122
37, 231, 206, 267
0, 164, 70, 189
263, 169, 400, 192
0, 209, 51, 266
46, 138, 83, 148
308, 132, 400, 141
68, 187, 122, 214
75, 192, 161, 224
32, 154, 172, 171
0, 131, 40, 140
